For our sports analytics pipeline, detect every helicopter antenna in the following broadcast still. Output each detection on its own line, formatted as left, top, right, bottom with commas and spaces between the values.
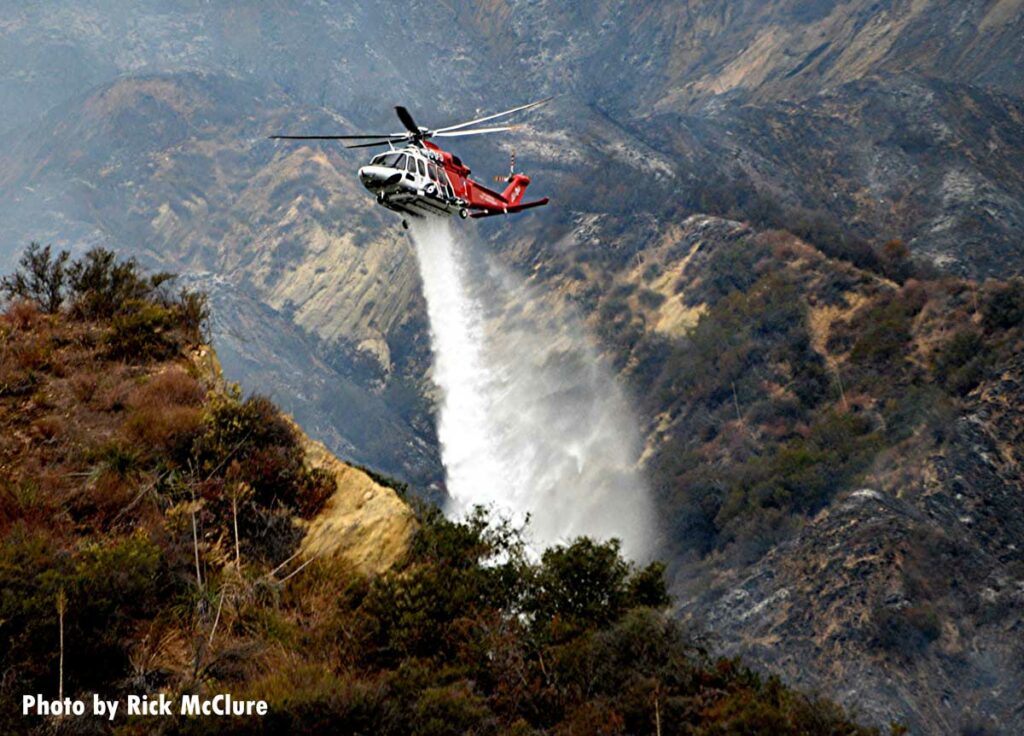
493, 149, 516, 183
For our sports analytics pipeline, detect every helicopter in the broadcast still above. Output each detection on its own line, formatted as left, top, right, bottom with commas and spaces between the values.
271, 98, 551, 228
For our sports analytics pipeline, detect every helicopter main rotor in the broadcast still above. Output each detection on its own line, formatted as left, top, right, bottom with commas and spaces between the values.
270, 97, 552, 149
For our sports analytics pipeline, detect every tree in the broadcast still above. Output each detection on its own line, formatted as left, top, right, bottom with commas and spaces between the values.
0, 242, 69, 313
67, 247, 173, 319
525, 538, 669, 634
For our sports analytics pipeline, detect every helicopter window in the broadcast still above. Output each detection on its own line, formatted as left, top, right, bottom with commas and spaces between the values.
377, 153, 402, 168
406, 157, 417, 173
417, 159, 426, 177
437, 168, 453, 195
428, 164, 439, 182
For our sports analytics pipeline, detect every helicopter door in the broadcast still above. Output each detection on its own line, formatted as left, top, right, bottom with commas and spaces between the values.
426, 163, 441, 199
404, 156, 417, 182
438, 169, 455, 200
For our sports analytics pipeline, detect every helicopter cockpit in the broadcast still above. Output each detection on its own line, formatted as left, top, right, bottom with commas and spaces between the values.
369, 151, 456, 201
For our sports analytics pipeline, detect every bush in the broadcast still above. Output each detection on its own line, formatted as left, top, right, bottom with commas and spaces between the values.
126, 403, 204, 459
187, 388, 334, 563
932, 330, 991, 396
0, 242, 69, 313
872, 604, 941, 655
135, 366, 206, 407
716, 410, 880, 533
68, 248, 171, 320
0, 529, 166, 697
700, 241, 761, 303
981, 280, 1024, 330
107, 299, 180, 361
177, 287, 211, 344
525, 537, 670, 635
2, 245, 210, 346
849, 301, 913, 364
637, 288, 666, 310
878, 239, 914, 284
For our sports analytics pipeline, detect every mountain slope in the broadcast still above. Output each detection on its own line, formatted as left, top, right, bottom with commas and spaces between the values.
0, 259, 881, 735
0, 72, 442, 488
449, 0, 1024, 113
2, 3, 1024, 733
525, 213, 1024, 733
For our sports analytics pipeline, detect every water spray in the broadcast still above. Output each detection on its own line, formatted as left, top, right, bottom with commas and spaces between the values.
409, 218, 654, 559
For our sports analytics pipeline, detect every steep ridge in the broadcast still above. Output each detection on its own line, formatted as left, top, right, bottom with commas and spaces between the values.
498, 213, 1024, 733
194, 341, 417, 577
0, 255, 885, 735
449, 0, 1024, 112
0, 72, 442, 488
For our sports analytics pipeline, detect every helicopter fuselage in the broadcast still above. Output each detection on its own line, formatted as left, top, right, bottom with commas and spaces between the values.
358, 141, 543, 223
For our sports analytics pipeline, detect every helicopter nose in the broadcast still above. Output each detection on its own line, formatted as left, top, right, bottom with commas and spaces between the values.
359, 165, 402, 190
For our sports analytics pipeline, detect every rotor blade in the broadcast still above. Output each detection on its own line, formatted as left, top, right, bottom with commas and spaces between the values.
433, 97, 552, 134
433, 126, 514, 138
395, 106, 420, 135
270, 134, 401, 139
344, 139, 403, 149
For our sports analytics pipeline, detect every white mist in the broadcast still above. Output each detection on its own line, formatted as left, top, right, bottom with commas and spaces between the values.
409, 217, 654, 560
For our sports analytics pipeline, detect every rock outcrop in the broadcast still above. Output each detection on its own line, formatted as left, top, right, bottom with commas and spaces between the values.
296, 424, 416, 576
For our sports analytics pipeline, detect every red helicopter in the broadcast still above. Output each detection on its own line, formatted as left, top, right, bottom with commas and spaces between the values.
271, 99, 550, 229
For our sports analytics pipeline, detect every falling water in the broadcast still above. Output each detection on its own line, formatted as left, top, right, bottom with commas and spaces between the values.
409, 217, 654, 560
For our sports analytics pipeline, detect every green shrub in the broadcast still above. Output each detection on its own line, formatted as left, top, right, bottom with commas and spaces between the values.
177, 288, 210, 344
850, 300, 913, 364
637, 288, 666, 309
878, 239, 914, 284
106, 299, 180, 361
68, 248, 169, 320
872, 604, 941, 655
0, 242, 69, 313
700, 241, 761, 302
187, 388, 333, 563
412, 682, 496, 736
525, 538, 670, 635
1, 245, 214, 362
932, 330, 992, 396
981, 280, 1024, 330
0, 529, 165, 696
717, 410, 879, 533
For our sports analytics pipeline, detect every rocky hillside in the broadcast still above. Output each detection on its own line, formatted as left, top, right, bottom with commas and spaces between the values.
505, 212, 1024, 733
0, 249, 886, 735
0, 72, 441, 489
405, 157, 1024, 733
3, 1, 1023, 485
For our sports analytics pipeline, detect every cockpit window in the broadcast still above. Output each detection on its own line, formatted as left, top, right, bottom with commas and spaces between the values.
406, 156, 417, 173
373, 153, 402, 168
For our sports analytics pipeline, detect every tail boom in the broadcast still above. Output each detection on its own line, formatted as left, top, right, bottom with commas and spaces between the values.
465, 173, 532, 210
469, 197, 549, 218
